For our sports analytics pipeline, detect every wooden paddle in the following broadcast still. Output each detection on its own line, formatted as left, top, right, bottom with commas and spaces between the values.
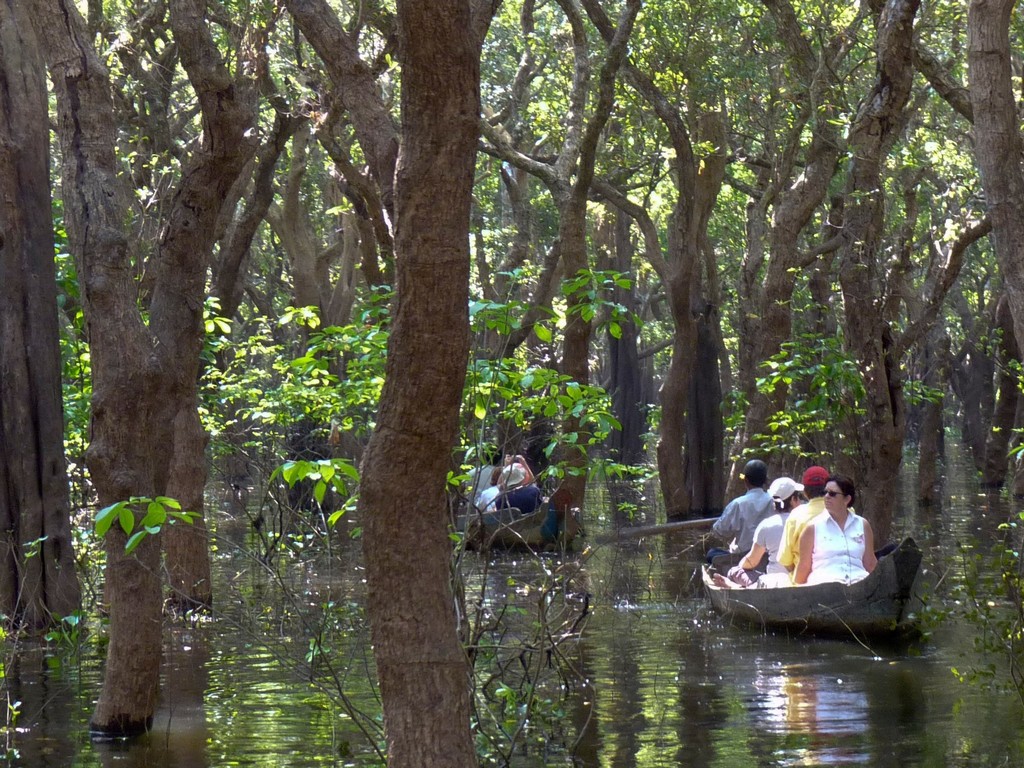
594, 516, 717, 544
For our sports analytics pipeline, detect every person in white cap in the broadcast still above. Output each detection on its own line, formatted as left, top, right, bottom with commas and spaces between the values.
717, 476, 804, 588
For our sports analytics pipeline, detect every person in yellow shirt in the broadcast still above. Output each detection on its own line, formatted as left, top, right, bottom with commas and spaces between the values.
775, 465, 829, 579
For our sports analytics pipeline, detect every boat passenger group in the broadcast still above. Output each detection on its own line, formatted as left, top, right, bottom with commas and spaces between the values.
469, 450, 545, 516
707, 459, 890, 590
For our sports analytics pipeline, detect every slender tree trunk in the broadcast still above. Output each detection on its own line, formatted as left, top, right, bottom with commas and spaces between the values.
606, 210, 646, 466
0, 0, 81, 628
357, 2, 488, 764
917, 331, 949, 504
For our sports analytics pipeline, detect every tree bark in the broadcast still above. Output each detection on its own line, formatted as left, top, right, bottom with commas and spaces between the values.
31, 0, 167, 732
982, 294, 1020, 486
727, 0, 847, 493
357, 2, 492, 764
836, 0, 920, 543
0, 0, 82, 629
31, 0, 259, 731
917, 330, 949, 504
968, 0, 1024, 362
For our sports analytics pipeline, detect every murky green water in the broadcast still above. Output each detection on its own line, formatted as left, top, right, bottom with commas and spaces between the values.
8, 449, 1024, 767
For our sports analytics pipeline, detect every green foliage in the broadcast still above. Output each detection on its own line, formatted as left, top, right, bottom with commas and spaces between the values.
200, 291, 391, 468
941, 533, 1024, 703
755, 332, 866, 457
94, 497, 198, 554
271, 458, 360, 528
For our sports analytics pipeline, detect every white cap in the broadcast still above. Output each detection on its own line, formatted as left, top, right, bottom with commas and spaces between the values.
768, 476, 803, 501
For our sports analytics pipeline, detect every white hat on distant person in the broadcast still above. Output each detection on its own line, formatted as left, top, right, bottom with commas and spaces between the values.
768, 476, 803, 501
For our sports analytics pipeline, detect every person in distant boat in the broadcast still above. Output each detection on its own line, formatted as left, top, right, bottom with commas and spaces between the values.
794, 474, 876, 586
707, 459, 775, 562
468, 446, 502, 503
776, 464, 830, 579
717, 476, 804, 588
498, 453, 535, 490
477, 453, 543, 516
474, 465, 505, 513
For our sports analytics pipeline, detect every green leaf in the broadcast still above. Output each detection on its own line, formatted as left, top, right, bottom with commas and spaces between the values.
96, 502, 124, 538
141, 501, 167, 528
119, 507, 135, 536
124, 530, 146, 555
535, 324, 552, 343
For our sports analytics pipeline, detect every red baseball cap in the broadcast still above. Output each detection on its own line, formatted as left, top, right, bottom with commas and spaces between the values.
801, 465, 830, 487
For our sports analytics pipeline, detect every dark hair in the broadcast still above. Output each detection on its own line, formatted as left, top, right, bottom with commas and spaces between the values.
742, 459, 768, 488
827, 474, 856, 506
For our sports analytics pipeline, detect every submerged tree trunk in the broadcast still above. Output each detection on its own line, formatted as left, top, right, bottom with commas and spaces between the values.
0, 1, 82, 628
357, 2, 490, 765
982, 294, 1020, 486
33, 0, 258, 733
606, 210, 646, 467
917, 331, 949, 504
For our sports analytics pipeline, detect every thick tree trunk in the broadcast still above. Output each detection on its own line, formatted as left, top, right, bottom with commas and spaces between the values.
969, 0, 1024, 365
33, 0, 258, 733
684, 304, 724, 516
982, 294, 1020, 486
0, 1, 82, 628
29, 0, 169, 735
357, 2, 485, 765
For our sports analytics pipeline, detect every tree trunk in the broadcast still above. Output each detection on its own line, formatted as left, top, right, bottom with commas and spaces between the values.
968, 0, 1024, 366
606, 210, 646, 467
982, 294, 1020, 486
32, 0, 258, 733
917, 331, 949, 504
357, 2, 487, 765
0, 0, 81, 628
684, 303, 724, 517
29, 0, 168, 735
836, 0, 919, 543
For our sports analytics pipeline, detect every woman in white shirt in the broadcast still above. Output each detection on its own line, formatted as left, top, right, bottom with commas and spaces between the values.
794, 474, 877, 586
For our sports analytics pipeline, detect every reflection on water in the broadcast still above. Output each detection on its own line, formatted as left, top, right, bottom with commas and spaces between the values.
9, 448, 1024, 767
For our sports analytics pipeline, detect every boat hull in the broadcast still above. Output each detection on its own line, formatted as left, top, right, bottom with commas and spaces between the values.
456, 503, 580, 550
703, 537, 923, 637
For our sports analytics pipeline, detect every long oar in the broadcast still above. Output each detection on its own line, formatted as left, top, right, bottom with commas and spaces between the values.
594, 516, 717, 544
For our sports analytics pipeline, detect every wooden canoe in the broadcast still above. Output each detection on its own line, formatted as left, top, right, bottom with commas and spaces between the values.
456, 489, 580, 550
702, 537, 923, 638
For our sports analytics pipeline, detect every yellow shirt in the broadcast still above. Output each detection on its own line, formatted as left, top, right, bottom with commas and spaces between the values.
776, 497, 825, 572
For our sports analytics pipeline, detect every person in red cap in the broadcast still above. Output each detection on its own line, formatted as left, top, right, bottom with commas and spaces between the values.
776, 465, 830, 580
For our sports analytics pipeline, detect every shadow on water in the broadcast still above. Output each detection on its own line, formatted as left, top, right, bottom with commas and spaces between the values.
9, 445, 1024, 766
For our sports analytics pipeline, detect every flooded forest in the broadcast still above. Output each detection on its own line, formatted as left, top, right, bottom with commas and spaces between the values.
3, 0, 1024, 766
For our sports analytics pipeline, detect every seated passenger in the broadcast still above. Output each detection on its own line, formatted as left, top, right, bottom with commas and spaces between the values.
468, 446, 502, 502
775, 465, 830, 580
707, 459, 775, 563
794, 474, 877, 586
476, 454, 543, 516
